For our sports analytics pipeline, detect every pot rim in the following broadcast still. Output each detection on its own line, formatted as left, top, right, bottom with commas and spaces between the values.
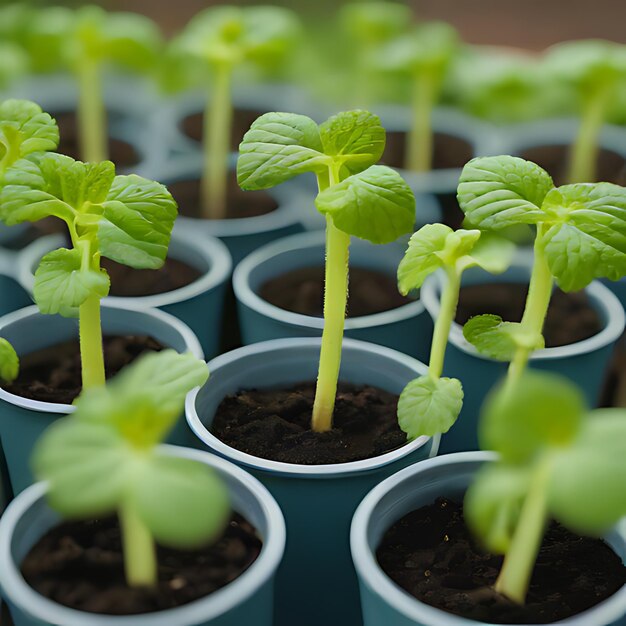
186, 336, 438, 477
420, 252, 626, 361
232, 230, 425, 331
0, 302, 203, 414
16, 230, 232, 309
0, 444, 286, 626
350, 450, 626, 626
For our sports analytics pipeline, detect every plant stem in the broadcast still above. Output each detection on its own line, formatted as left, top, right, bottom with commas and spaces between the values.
201, 62, 233, 220
405, 70, 437, 173
567, 82, 613, 184
119, 497, 157, 587
428, 265, 461, 380
495, 457, 552, 603
78, 293, 105, 389
77, 58, 107, 163
312, 165, 350, 433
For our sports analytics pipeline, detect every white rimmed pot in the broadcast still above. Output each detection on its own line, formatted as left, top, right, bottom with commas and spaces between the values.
0, 445, 286, 626
351, 451, 626, 626
233, 230, 433, 361
421, 252, 626, 454
17, 230, 232, 359
185, 337, 440, 626
0, 303, 203, 497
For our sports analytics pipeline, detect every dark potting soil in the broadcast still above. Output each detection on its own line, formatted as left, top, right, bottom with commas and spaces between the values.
21, 513, 262, 616
53, 111, 140, 168
377, 498, 626, 624
259, 265, 413, 318
168, 173, 277, 220
103, 256, 202, 297
212, 381, 405, 464
382, 132, 474, 171
181, 109, 267, 150
519, 144, 626, 186
455, 283, 602, 348
3, 336, 164, 404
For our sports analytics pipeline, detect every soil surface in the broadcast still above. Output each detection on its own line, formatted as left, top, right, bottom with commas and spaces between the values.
21, 513, 261, 616
212, 381, 405, 464
168, 173, 277, 220
4, 336, 164, 404
259, 266, 412, 318
103, 256, 202, 297
455, 283, 602, 348
382, 132, 474, 171
377, 498, 626, 624
53, 111, 140, 168
181, 108, 267, 149
519, 145, 626, 186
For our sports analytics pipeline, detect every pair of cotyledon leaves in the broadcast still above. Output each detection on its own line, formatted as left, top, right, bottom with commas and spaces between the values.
237, 109, 416, 244
465, 371, 626, 555
33, 349, 230, 550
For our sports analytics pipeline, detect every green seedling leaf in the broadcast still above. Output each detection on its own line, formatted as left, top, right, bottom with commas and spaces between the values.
34, 248, 110, 318
0, 338, 19, 383
467, 234, 516, 274
0, 44, 28, 90
315, 165, 415, 244
463, 314, 544, 362
340, 2, 411, 45
398, 375, 463, 439
457, 156, 554, 230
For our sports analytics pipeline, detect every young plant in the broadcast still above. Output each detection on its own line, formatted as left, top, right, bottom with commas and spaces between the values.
0, 338, 19, 385
373, 22, 459, 172
396, 225, 514, 439
543, 40, 626, 183
0, 151, 176, 390
465, 370, 626, 603
238, 110, 416, 432
173, 6, 300, 220
458, 155, 626, 392
32, 349, 229, 587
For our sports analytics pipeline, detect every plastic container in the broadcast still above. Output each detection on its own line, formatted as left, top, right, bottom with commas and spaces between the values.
0, 445, 286, 626
186, 337, 439, 626
233, 231, 433, 361
351, 451, 626, 626
0, 304, 203, 496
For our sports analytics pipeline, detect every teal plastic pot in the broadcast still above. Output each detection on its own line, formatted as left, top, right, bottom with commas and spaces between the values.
186, 337, 439, 626
0, 304, 203, 496
233, 231, 433, 361
0, 245, 32, 319
18, 231, 232, 359
0, 445, 286, 626
420, 253, 626, 454
351, 452, 626, 626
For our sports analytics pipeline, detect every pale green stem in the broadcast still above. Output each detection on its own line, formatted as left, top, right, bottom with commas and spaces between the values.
77, 58, 107, 163
78, 293, 105, 389
405, 71, 438, 173
428, 265, 461, 380
495, 457, 552, 603
312, 165, 350, 432
119, 497, 157, 587
201, 62, 233, 220
567, 82, 613, 184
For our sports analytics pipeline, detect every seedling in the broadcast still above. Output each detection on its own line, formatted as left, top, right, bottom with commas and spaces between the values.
238, 110, 415, 432
33, 349, 230, 587
0, 43, 27, 91
457, 155, 626, 392
0, 148, 176, 390
543, 40, 626, 183
465, 370, 626, 603
396, 225, 513, 439
173, 6, 300, 220
373, 21, 458, 172
0, 338, 19, 384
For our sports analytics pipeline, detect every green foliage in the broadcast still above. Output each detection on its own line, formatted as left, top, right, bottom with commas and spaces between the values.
339, 3, 411, 46
0, 43, 28, 88
0, 338, 19, 383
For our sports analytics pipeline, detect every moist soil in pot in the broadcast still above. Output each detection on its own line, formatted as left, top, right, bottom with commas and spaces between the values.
53, 111, 140, 168
21, 513, 262, 616
168, 173, 277, 220
212, 381, 405, 464
455, 283, 602, 348
377, 498, 626, 624
103, 256, 202, 297
3, 336, 164, 404
259, 266, 413, 318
